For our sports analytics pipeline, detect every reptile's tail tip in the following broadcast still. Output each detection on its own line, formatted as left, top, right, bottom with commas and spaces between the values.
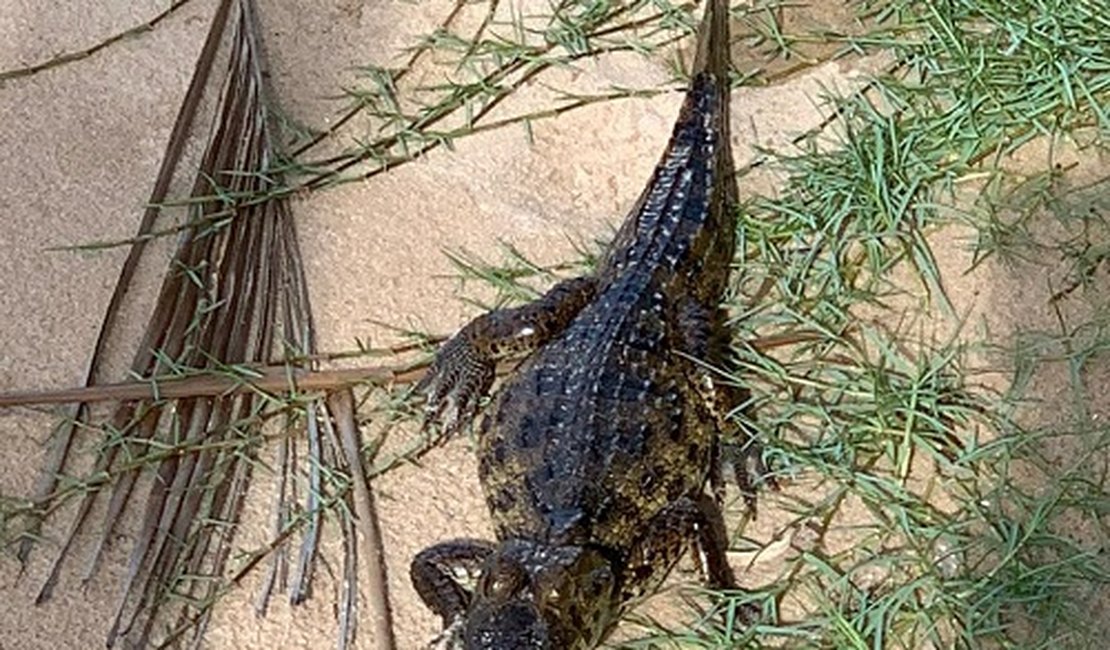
692, 0, 730, 80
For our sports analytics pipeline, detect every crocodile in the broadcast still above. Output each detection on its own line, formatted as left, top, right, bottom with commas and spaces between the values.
411, 1, 757, 647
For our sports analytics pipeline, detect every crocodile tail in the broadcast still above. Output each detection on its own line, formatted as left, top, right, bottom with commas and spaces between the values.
695, 0, 737, 293
692, 0, 730, 84
692, 0, 732, 173
593, 0, 735, 287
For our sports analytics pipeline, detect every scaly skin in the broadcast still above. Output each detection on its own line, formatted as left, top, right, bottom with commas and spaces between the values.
412, 2, 757, 647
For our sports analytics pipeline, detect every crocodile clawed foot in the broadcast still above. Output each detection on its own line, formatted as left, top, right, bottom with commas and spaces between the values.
717, 437, 777, 516
700, 588, 763, 638
417, 333, 495, 438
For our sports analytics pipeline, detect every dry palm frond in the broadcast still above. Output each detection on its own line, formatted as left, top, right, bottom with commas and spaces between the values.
17, 0, 393, 647
0, 329, 827, 408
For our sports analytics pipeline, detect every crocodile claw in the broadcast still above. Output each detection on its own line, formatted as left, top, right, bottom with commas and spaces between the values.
418, 334, 495, 437
717, 438, 777, 515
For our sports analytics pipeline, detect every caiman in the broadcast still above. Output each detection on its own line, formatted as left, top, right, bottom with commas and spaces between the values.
411, 1, 757, 647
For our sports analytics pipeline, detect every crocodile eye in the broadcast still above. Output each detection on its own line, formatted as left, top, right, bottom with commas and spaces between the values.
479, 557, 528, 600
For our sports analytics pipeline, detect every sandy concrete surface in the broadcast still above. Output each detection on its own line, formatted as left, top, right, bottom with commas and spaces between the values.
3, 1, 1103, 649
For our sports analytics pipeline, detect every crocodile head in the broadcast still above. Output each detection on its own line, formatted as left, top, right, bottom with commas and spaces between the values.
462, 539, 619, 650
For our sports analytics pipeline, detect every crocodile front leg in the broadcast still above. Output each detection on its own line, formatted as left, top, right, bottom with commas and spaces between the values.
419, 276, 597, 432
622, 493, 759, 624
411, 538, 497, 646
623, 493, 735, 596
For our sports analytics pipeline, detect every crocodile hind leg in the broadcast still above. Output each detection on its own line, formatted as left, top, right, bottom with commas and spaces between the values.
419, 276, 597, 433
410, 538, 497, 646
710, 380, 773, 513
677, 301, 770, 512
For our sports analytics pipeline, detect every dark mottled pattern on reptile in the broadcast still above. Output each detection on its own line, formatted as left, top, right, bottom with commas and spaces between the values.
411, 2, 759, 648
